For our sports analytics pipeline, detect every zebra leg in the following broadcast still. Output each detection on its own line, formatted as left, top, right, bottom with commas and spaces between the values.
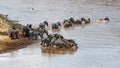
15, 31, 19, 39
39, 34, 43, 39
9, 33, 12, 38
10, 32, 15, 39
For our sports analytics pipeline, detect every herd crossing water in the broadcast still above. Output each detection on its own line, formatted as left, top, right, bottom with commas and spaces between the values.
0, 0, 120, 68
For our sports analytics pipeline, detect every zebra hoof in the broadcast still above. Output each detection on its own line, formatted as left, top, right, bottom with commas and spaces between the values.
53, 45, 57, 48
72, 46, 78, 49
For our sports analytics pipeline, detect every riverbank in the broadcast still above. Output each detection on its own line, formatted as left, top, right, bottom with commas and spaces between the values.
0, 14, 39, 54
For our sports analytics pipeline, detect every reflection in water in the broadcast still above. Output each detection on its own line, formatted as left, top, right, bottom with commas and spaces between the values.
0, 0, 120, 68
41, 47, 77, 54
51, 28, 61, 32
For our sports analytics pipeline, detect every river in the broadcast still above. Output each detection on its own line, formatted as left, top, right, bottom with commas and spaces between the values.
0, 0, 120, 68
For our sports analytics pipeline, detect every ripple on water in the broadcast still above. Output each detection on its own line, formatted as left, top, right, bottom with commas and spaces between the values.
0, 0, 120, 68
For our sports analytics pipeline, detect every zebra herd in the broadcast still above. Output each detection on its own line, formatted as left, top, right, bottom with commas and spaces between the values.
8, 17, 109, 49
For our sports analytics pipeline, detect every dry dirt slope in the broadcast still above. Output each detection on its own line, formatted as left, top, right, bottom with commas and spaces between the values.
0, 14, 36, 54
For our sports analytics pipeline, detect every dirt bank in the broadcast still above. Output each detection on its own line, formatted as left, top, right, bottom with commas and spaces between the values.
0, 14, 38, 54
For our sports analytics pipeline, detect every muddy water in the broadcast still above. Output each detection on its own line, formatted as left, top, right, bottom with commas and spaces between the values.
0, 0, 120, 68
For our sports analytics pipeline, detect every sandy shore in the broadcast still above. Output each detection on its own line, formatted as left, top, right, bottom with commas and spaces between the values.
0, 15, 39, 54
0, 35, 40, 54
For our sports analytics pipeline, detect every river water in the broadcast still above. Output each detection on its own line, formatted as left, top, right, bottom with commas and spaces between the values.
0, 0, 120, 68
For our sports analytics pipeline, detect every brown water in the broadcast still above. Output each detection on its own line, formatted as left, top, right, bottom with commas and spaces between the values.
0, 0, 120, 68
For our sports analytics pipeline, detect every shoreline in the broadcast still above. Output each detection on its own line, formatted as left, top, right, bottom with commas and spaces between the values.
0, 14, 39, 54
0, 37, 40, 54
